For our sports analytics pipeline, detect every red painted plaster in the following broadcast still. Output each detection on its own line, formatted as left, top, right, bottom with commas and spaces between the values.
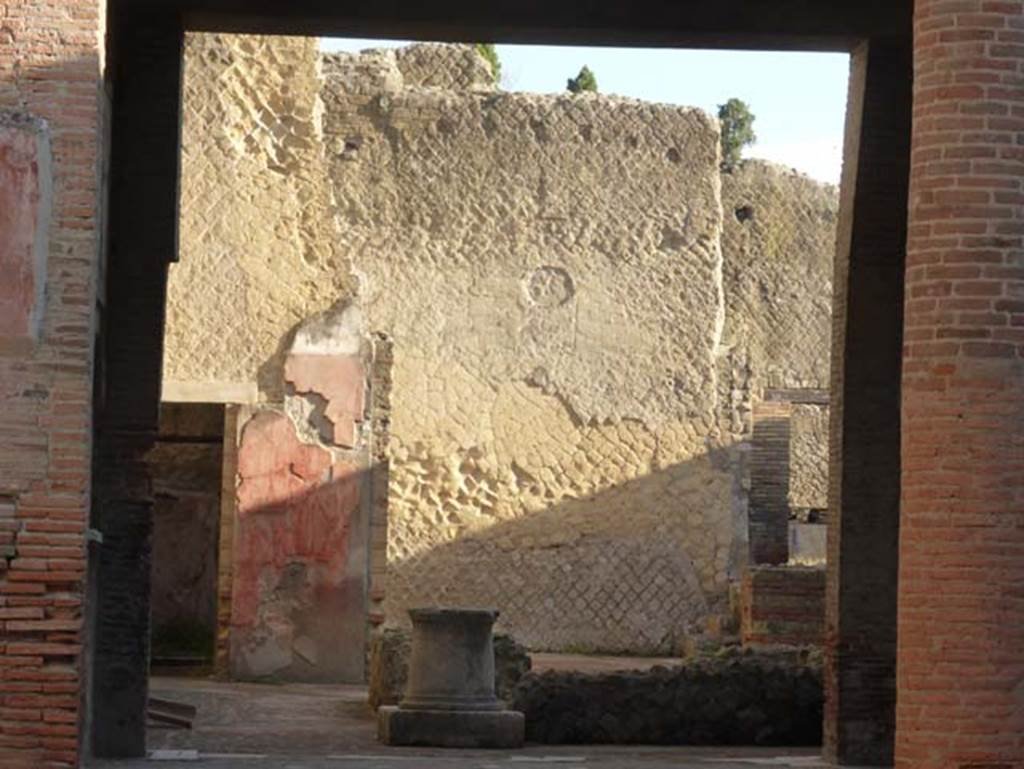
0, 123, 44, 340
284, 353, 365, 447
232, 410, 359, 629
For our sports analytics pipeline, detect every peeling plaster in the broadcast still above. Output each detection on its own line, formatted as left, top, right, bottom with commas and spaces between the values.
0, 111, 51, 350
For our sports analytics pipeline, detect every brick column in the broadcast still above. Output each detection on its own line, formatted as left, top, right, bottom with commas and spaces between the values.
898, 2, 1024, 767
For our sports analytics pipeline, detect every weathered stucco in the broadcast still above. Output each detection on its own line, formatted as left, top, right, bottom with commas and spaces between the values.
165, 34, 355, 401
164, 35, 838, 656
319, 48, 737, 652
232, 408, 367, 681
718, 161, 837, 434
789, 404, 829, 513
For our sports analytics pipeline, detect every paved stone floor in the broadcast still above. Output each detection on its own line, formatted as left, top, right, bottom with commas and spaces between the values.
88, 675, 834, 769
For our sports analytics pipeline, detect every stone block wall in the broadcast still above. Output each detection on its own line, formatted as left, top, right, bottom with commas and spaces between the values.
718, 161, 837, 568
393, 43, 497, 90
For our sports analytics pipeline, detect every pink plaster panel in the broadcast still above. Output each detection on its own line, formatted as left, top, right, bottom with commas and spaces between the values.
284, 353, 366, 447
0, 116, 50, 347
232, 410, 360, 631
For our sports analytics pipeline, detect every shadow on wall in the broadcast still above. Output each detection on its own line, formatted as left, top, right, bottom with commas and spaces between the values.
256, 319, 302, 400
149, 440, 222, 662
222, 432, 748, 673
383, 442, 748, 656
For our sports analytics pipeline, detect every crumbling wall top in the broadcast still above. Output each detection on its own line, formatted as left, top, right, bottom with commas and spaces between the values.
322, 43, 497, 95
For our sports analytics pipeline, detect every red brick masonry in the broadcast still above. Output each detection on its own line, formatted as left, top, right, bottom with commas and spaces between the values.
899, 0, 1024, 765
0, 2, 104, 767
741, 566, 825, 648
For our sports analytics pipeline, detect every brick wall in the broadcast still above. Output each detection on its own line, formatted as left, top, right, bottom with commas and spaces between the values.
898, 1, 1024, 766
749, 401, 792, 564
0, 2, 104, 767
740, 566, 825, 647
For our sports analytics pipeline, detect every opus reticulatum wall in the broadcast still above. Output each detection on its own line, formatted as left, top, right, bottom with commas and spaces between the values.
163, 35, 838, 657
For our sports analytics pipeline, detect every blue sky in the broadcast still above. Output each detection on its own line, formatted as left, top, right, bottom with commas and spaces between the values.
322, 39, 849, 184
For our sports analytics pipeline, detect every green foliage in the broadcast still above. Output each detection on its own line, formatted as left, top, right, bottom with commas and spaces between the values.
567, 65, 598, 94
718, 97, 757, 169
475, 43, 501, 84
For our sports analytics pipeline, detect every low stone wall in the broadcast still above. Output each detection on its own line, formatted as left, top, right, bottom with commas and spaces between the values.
740, 566, 825, 647
512, 650, 822, 745
368, 627, 531, 708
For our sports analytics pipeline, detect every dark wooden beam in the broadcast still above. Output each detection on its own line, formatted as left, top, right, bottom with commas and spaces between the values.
119, 0, 910, 51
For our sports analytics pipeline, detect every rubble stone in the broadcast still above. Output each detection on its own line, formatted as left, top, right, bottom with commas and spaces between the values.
512, 648, 822, 745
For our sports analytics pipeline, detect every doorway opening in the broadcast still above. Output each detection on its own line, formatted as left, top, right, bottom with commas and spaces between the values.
148, 402, 224, 675
139, 29, 849, 757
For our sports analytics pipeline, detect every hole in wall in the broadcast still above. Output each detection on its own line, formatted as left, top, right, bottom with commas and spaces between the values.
341, 135, 362, 160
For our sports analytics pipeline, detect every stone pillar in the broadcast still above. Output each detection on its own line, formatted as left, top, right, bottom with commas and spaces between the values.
897, 2, 1024, 767
403, 608, 501, 711
824, 37, 911, 766
379, 608, 524, 748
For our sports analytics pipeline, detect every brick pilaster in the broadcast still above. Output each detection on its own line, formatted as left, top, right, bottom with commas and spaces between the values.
824, 37, 911, 766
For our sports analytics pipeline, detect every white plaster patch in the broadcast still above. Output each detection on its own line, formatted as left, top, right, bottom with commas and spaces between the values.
291, 303, 364, 357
